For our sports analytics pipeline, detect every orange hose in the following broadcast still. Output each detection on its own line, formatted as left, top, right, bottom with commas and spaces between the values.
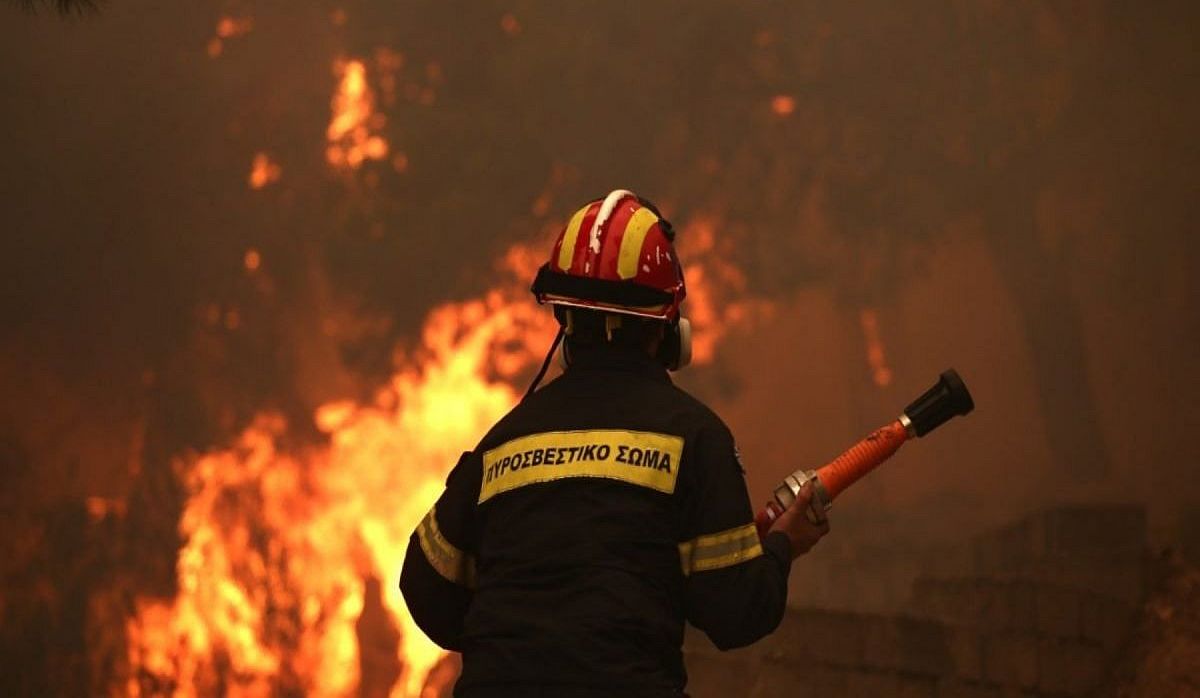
816, 420, 909, 500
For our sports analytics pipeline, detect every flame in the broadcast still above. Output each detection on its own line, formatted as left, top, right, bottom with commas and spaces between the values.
419, 654, 460, 697
676, 215, 773, 364
771, 95, 796, 116
326, 60, 389, 170
207, 15, 253, 59
216, 16, 254, 40
243, 249, 262, 272
86, 496, 127, 522
528, 162, 576, 218
859, 307, 893, 387
125, 246, 557, 697
247, 153, 282, 190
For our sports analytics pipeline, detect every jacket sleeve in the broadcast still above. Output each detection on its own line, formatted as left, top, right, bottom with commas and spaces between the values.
399, 450, 481, 651
680, 422, 792, 650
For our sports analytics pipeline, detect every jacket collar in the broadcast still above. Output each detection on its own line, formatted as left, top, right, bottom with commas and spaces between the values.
564, 344, 671, 383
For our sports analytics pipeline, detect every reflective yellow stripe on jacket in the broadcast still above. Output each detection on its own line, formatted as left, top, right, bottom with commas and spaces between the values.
678, 523, 763, 576
416, 505, 476, 588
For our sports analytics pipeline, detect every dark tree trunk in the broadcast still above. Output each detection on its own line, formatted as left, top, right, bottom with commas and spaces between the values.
981, 164, 1112, 482
7, 0, 99, 14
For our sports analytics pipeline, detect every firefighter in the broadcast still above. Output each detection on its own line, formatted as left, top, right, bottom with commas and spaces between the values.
400, 190, 829, 697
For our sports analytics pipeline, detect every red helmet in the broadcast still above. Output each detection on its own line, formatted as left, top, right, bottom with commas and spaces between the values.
531, 190, 686, 321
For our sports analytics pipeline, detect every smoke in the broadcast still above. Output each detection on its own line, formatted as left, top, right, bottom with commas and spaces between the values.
0, 0, 1197, 692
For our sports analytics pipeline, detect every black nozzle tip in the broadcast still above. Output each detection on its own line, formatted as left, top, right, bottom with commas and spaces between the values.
903, 368, 975, 437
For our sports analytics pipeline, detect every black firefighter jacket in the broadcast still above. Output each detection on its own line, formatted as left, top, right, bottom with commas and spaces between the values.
400, 344, 792, 697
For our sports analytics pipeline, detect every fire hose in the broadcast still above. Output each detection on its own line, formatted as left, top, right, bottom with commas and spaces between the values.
754, 369, 975, 540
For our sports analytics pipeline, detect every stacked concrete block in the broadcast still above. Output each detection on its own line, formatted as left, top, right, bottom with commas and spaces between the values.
1077, 594, 1140, 653
763, 609, 868, 668
909, 505, 1147, 697
1034, 585, 1081, 638
911, 576, 1135, 642
971, 505, 1146, 561
861, 615, 954, 677
788, 541, 946, 614
747, 610, 948, 698
681, 645, 758, 698
969, 505, 1148, 603
746, 657, 851, 697
1035, 639, 1106, 696
684, 506, 1149, 697
933, 680, 1039, 697
688, 609, 964, 698
944, 625, 984, 682
981, 633, 1039, 689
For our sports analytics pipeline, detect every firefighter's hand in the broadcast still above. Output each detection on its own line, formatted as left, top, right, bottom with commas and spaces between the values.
767, 482, 830, 560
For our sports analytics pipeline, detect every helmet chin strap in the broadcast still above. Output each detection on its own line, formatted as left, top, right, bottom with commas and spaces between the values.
523, 327, 565, 401
555, 309, 575, 369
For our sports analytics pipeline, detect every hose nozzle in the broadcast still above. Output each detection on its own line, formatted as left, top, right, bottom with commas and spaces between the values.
900, 369, 974, 438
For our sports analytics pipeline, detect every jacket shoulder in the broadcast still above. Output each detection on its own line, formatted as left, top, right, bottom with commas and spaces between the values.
659, 382, 732, 437
474, 401, 531, 453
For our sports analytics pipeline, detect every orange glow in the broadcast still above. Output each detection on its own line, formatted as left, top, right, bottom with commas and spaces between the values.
374, 48, 406, 107
86, 496, 126, 522
216, 16, 254, 39
500, 14, 522, 36
420, 654, 461, 696
203, 303, 221, 327
248, 152, 282, 190
326, 60, 390, 170
753, 30, 776, 48
771, 95, 796, 116
425, 63, 443, 85
207, 15, 253, 59
527, 162, 575, 220
859, 308, 893, 387
676, 216, 773, 364
125, 246, 558, 697
243, 249, 262, 272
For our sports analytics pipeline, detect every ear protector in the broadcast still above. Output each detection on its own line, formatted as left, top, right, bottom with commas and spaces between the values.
658, 317, 692, 371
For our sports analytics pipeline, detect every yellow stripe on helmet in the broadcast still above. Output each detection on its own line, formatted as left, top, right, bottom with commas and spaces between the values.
557, 204, 592, 272
617, 207, 659, 280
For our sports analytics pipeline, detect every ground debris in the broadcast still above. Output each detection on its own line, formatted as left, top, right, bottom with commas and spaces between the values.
1110, 550, 1200, 697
